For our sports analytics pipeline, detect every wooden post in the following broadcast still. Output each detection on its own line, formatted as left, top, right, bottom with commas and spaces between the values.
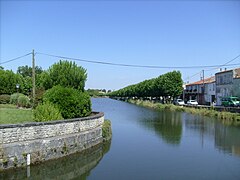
32, 49, 36, 107
202, 69, 205, 104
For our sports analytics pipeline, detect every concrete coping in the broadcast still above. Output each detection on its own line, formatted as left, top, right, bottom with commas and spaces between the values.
0, 111, 104, 129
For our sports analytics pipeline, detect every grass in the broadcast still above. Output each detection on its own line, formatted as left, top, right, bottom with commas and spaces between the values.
0, 104, 33, 124
102, 119, 112, 142
128, 99, 240, 126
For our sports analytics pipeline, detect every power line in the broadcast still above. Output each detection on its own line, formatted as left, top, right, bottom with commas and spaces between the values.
0, 52, 32, 65
184, 54, 240, 82
36, 52, 240, 69
184, 71, 202, 82
205, 54, 240, 72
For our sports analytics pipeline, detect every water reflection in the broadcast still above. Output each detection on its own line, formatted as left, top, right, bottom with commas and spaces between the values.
0, 141, 111, 179
139, 110, 183, 145
184, 114, 240, 157
215, 122, 240, 157
138, 106, 240, 157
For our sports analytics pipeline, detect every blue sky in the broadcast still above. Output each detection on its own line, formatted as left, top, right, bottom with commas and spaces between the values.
1, 0, 240, 90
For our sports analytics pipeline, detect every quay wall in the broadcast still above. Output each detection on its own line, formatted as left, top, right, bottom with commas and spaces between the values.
0, 112, 104, 170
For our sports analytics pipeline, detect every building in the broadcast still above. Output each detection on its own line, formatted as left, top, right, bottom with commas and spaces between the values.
215, 68, 240, 106
184, 76, 215, 105
204, 77, 216, 105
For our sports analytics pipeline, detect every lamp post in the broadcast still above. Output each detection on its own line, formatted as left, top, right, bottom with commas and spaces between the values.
16, 84, 20, 108
16, 84, 20, 93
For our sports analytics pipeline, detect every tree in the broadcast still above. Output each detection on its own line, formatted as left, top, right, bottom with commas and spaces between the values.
160, 71, 183, 98
17, 65, 43, 77
0, 69, 25, 94
109, 71, 183, 99
40, 60, 87, 92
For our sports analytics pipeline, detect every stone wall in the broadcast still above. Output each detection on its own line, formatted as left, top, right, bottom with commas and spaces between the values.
0, 141, 111, 179
0, 112, 104, 170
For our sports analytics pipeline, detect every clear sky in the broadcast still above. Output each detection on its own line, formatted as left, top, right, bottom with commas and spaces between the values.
1, 0, 240, 90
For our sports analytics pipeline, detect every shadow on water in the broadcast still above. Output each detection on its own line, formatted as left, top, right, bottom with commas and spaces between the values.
138, 110, 183, 145
0, 140, 111, 180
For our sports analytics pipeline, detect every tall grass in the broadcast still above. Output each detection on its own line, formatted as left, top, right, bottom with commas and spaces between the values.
128, 99, 240, 126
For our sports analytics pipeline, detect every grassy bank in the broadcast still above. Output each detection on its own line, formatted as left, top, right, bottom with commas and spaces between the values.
102, 120, 112, 142
128, 99, 240, 126
0, 104, 33, 124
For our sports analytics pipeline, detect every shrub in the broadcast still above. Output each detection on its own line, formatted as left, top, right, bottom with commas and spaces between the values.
34, 102, 63, 122
18, 94, 31, 108
10, 93, 24, 105
43, 85, 91, 119
102, 120, 112, 142
0, 94, 11, 104
35, 87, 46, 106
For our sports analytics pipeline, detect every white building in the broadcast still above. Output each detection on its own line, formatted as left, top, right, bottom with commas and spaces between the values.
215, 68, 240, 106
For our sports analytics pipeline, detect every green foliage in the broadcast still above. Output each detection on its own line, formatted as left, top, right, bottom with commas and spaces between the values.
129, 99, 240, 126
35, 87, 46, 105
10, 93, 24, 105
39, 60, 87, 91
0, 68, 32, 95
17, 65, 43, 77
0, 94, 11, 104
102, 120, 112, 142
17, 94, 31, 108
34, 102, 63, 122
86, 89, 109, 97
0, 69, 22, 94
110, 71, 183, 99
43, 86, 91, 119
9, 93, 31, 107
37, 71, 52, 89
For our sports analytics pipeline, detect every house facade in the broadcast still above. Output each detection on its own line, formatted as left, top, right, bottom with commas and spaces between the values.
184, 76, 215, 105
215, 68, 240, 106
204, 78, 216, 105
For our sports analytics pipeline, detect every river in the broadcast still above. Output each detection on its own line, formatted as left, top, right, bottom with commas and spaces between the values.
1, 98, 240, 179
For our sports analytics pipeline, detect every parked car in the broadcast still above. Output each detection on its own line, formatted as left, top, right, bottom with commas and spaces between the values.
221, 97, 240, 107
187, 100, 198, 105
174, 99, 185, 105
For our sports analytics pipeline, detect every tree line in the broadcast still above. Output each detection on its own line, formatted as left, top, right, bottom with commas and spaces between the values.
0, 60, 91, 120
109, 71, 183, 99
0, 61, 87, 95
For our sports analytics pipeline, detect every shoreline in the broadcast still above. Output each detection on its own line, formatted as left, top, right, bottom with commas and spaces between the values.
127, 99, 240, 126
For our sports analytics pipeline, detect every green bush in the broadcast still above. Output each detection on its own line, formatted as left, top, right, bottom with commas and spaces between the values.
34, 102, 63, 122
10, 93, 24, 105
0, 94, 11, 104
43, 85, 91, 119
35, 87, 46, 106
18, 94, 31, 108
102, 120, 112, 142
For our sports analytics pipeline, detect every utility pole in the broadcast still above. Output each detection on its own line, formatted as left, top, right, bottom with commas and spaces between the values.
32, 49, 36, 107
202, 69, 205, 104
202, 69, 204, 84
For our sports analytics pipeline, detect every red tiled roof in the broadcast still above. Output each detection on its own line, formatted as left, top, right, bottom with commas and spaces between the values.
186, 76, 215, 86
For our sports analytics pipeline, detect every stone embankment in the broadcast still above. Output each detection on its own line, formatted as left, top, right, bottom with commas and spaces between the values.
0, 112, 105, 170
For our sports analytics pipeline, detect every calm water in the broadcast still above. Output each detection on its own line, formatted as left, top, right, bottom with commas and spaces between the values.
1, 98, 240, 179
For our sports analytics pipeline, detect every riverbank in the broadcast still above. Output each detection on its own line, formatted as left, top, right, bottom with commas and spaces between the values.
127, 99, 240, 126
0, 112, 112, 170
